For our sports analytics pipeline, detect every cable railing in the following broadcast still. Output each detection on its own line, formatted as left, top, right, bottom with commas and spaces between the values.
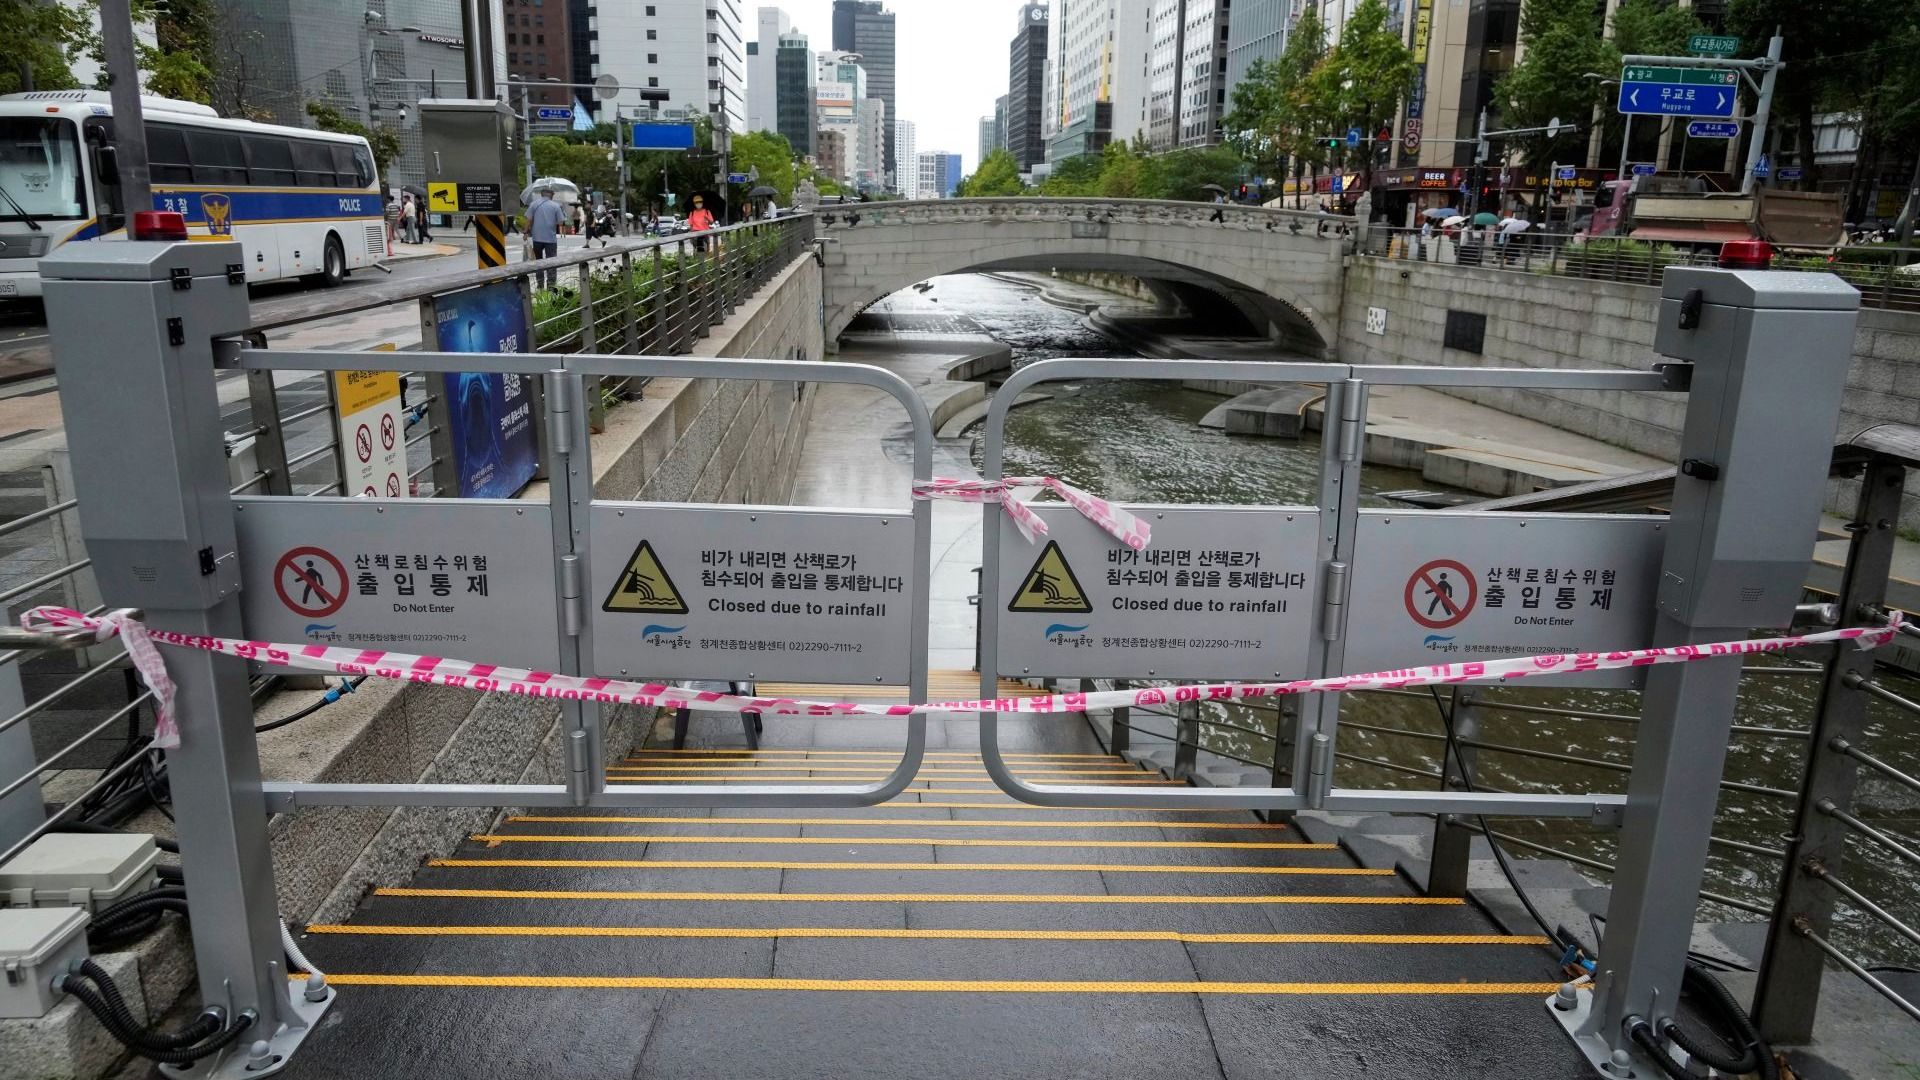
1357, 224, 1920, 311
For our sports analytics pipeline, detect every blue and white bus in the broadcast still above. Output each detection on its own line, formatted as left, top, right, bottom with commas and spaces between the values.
0, 90, 385, 299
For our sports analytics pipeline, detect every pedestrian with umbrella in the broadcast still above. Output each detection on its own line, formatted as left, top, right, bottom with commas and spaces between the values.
748, 184, 780, 219
1203, 182, 1228, 223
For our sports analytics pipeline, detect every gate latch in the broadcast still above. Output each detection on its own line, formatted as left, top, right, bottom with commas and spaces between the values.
1680, 458, 1720, 483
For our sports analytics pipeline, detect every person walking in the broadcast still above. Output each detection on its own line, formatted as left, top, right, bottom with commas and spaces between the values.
399, 194, 418, 244
1209, 191, 1227, 224
527, 188, 566, 290
687, 194, 715, 252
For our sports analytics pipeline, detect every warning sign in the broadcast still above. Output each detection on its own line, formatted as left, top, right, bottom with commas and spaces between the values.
1405, 558, 1476, 629
273, 546, 347, 619
996, 504, 1321, 680
333, 370, 405, 500
589, 505, 915, 683
1343, 510, 1665, 687
602, 541, 689, 614
1009, 541, 1092, 613
237, 499, 561, 671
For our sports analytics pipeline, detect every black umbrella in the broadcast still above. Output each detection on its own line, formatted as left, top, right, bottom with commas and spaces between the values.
1201, 183, 1229, 193
401, 183, 428, 201
747, 185, 779, 198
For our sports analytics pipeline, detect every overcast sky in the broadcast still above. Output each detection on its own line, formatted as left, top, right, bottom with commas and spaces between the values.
772, 0, 1032, 175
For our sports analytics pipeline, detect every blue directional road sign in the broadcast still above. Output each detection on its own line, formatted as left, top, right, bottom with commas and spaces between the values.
1778, 166, 1804, 181
1330, 175, 1344, 194
1346, 127, 1361, 148
1631, 164, 1657, 177
1686, 121, 1740, 139
1617, 65, 1738, 118
1555, 166, 1577, 181
726, 172, 749, 184
534, 106, 574, 122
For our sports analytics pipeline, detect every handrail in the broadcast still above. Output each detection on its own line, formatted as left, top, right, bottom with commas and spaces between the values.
1808, 861, 1920, 951
1792, 917, 1920, 1023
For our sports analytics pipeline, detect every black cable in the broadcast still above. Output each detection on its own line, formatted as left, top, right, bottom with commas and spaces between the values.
139, 755, 174, 823
254, 677, 365, 734
59, 960, 254, 1065
1427, 687, 1574, 959
1661, 967, 1768, 1078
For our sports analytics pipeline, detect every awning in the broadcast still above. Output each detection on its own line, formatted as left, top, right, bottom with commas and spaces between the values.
1626, 223, 1751, 245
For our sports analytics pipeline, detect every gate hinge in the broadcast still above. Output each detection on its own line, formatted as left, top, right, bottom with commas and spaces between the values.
546, 373, 574, 456
1336, 412, 1363, 463
169, 267, 192, 291
167, 318, 185, 347
197, 546, 216, 575
559, 553, 584, 636
226, 263, 246, 285
1320, 561, 1351, 642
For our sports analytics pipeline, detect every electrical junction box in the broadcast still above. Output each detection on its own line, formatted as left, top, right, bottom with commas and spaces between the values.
418, 98, 518, 214
0, 833, 160, 912
0, 906, 89, 1018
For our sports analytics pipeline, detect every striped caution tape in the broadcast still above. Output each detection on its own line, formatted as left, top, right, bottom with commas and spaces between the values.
304, 924, 1552, 946
22, 608, 1900, 736
294, 972, 1564, 995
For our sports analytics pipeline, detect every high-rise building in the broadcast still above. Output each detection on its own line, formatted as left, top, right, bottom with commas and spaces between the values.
917, 150, 962, 198
856, 96, 887, 192
774, 30, 815, 155
502, 0, 570, 106
995, 94, 1010, 154
815, 51, 866, 184
1223, 0, 1289, 113
747, 8, 792, 134
896, 120, 919, 197
1044, 0, 1148, 160
1145, 0, 1229, 150
568, 0, 593, 90
831, 1, 896, 187
588, 0, 745, 130
816, 128, 848, 181
978, 117, 999, 165
1007, 2, 1048, 169
207, 0, 508, 186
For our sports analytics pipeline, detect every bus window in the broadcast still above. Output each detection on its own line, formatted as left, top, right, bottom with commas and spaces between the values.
244, 136, 296, 187
350, 145, 376, 188
0, 115, 86, 221
145, 125, 193, 184
329, 143, 363, 187
185, 130, 247, 185
292, 140, 337, 187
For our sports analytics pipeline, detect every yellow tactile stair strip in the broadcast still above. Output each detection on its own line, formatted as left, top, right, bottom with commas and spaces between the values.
306, 747, 1559, 997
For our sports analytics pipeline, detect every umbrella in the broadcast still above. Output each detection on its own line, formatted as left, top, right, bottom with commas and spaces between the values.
1441, 215, 1469, 228
1201, 183, 1229, 193
1421, 207, 1459, 220
747, 185, 779, 198
400, 183, 428, 201
520, 177, 581, 206
1471, 212, 1501, 226
1498, 217, 1533, 233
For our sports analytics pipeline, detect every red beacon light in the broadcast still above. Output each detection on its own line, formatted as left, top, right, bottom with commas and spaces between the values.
1718, 238, 1774, 270
130, 211, 189, 242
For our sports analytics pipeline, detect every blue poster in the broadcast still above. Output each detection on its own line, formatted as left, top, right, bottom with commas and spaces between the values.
434, 280, 538, 500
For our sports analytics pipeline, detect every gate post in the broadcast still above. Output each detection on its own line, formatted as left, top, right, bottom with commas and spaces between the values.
1751, 452, 1905, 1042
40, 238, 330, 1073
1427, 687, 1479, 898
1557, 269, 1860, 1074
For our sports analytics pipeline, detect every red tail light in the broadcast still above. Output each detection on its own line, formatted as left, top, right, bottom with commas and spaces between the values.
1719, 239, 1774, 270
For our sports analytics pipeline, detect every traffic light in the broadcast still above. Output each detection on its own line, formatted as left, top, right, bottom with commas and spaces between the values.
1237, 184, 1249, 199
1327, 137, 1340, 149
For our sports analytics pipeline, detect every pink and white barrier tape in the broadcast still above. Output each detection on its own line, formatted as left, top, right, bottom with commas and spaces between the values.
913, 477, 1151, 551
23, 607, 1898, 739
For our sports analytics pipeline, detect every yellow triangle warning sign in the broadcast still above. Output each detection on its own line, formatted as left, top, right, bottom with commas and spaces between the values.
602, 540, 689, 614
1009, 540, 1092, 614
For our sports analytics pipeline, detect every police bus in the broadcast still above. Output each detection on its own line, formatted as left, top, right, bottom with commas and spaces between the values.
0, 90, 384, 299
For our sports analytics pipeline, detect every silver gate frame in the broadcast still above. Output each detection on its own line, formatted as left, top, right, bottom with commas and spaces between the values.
221, 346, 934, 810
976, 358, 1680, 820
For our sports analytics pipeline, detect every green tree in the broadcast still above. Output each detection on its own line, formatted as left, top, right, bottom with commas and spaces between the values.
1140, 145, 1246, 200
1603, 0, 1704, 171
1727, 0, 1896, 199
306, 101, 402, 184
1095, 140, 1145, 197
1037, 153, 1103, 195
956, 148, 1026, 196
1272, 8, 1333, 204
1493, 0, 1616, 204
0, 1, 95, 95
137, 0, 214, 103
1319, 0, 1415, 189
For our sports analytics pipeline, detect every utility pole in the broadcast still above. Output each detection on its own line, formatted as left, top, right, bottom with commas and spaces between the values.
99, 0, 150, 215
458, 0, 505, 269
1618, 113, 1633, 185
1740, 32, 1783, 195
616, 106, 629, 236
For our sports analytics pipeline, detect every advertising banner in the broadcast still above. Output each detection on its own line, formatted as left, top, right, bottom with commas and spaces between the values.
433, 280, 538, 500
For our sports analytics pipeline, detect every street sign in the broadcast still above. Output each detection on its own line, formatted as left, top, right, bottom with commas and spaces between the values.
1631, 163, 1658, 177
1688, 34, 1740, 56
1330, 175, 1344, 194
425, 182, 504, 213
593, 73, 621, 101
1617, 65, 1738, 117
1687, 121, 1740, 139
630, 122, 696, 151
995, 505, 1321, 680
1754, 153, 1771, 179
1555, 166, 1577, 181
1341, 511, 1665, 688
589, 506, 915, 683
534, 106, 574, 122
1346, 127, 1362, 148
726, 172, 749, 184
1778, 166, 1804, 181
234, 499, 562, 671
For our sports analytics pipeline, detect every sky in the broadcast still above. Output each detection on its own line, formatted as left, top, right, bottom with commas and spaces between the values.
772, 0, 1033, 176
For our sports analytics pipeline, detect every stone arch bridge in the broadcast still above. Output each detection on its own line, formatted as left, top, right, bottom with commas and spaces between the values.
812, 197, 1354, 352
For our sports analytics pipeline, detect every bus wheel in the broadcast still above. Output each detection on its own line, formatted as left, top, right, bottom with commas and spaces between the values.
319, 235, 346, 287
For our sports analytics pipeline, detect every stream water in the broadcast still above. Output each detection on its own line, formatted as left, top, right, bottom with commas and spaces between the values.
863, 272, 1920, 960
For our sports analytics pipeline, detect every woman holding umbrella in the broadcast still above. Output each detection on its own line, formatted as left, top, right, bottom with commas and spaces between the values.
688, 194, 716, 252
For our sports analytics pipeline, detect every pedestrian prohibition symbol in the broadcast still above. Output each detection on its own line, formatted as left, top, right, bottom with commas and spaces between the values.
1405, 558, 1476, 629
273, 546, 347, 619
354, 423, 373, 463
602, 540, 689, 614
1009, 540, 1091, 614
380, 413, 397, 451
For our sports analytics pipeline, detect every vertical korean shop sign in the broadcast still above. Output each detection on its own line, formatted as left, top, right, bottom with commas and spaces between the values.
333, 364, 406, 499
433, 280, 538, 499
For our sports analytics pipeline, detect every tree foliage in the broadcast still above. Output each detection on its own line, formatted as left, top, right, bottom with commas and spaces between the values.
1493, 0, 1616, 174
306, 101, 401, 184
1319, 0, 1415, 184
955, 148, 1026, 197
136, 0, 215, 103
1215, 8, 1333, 201
1037, 153, 1103, 196
0, 0, 96, 95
